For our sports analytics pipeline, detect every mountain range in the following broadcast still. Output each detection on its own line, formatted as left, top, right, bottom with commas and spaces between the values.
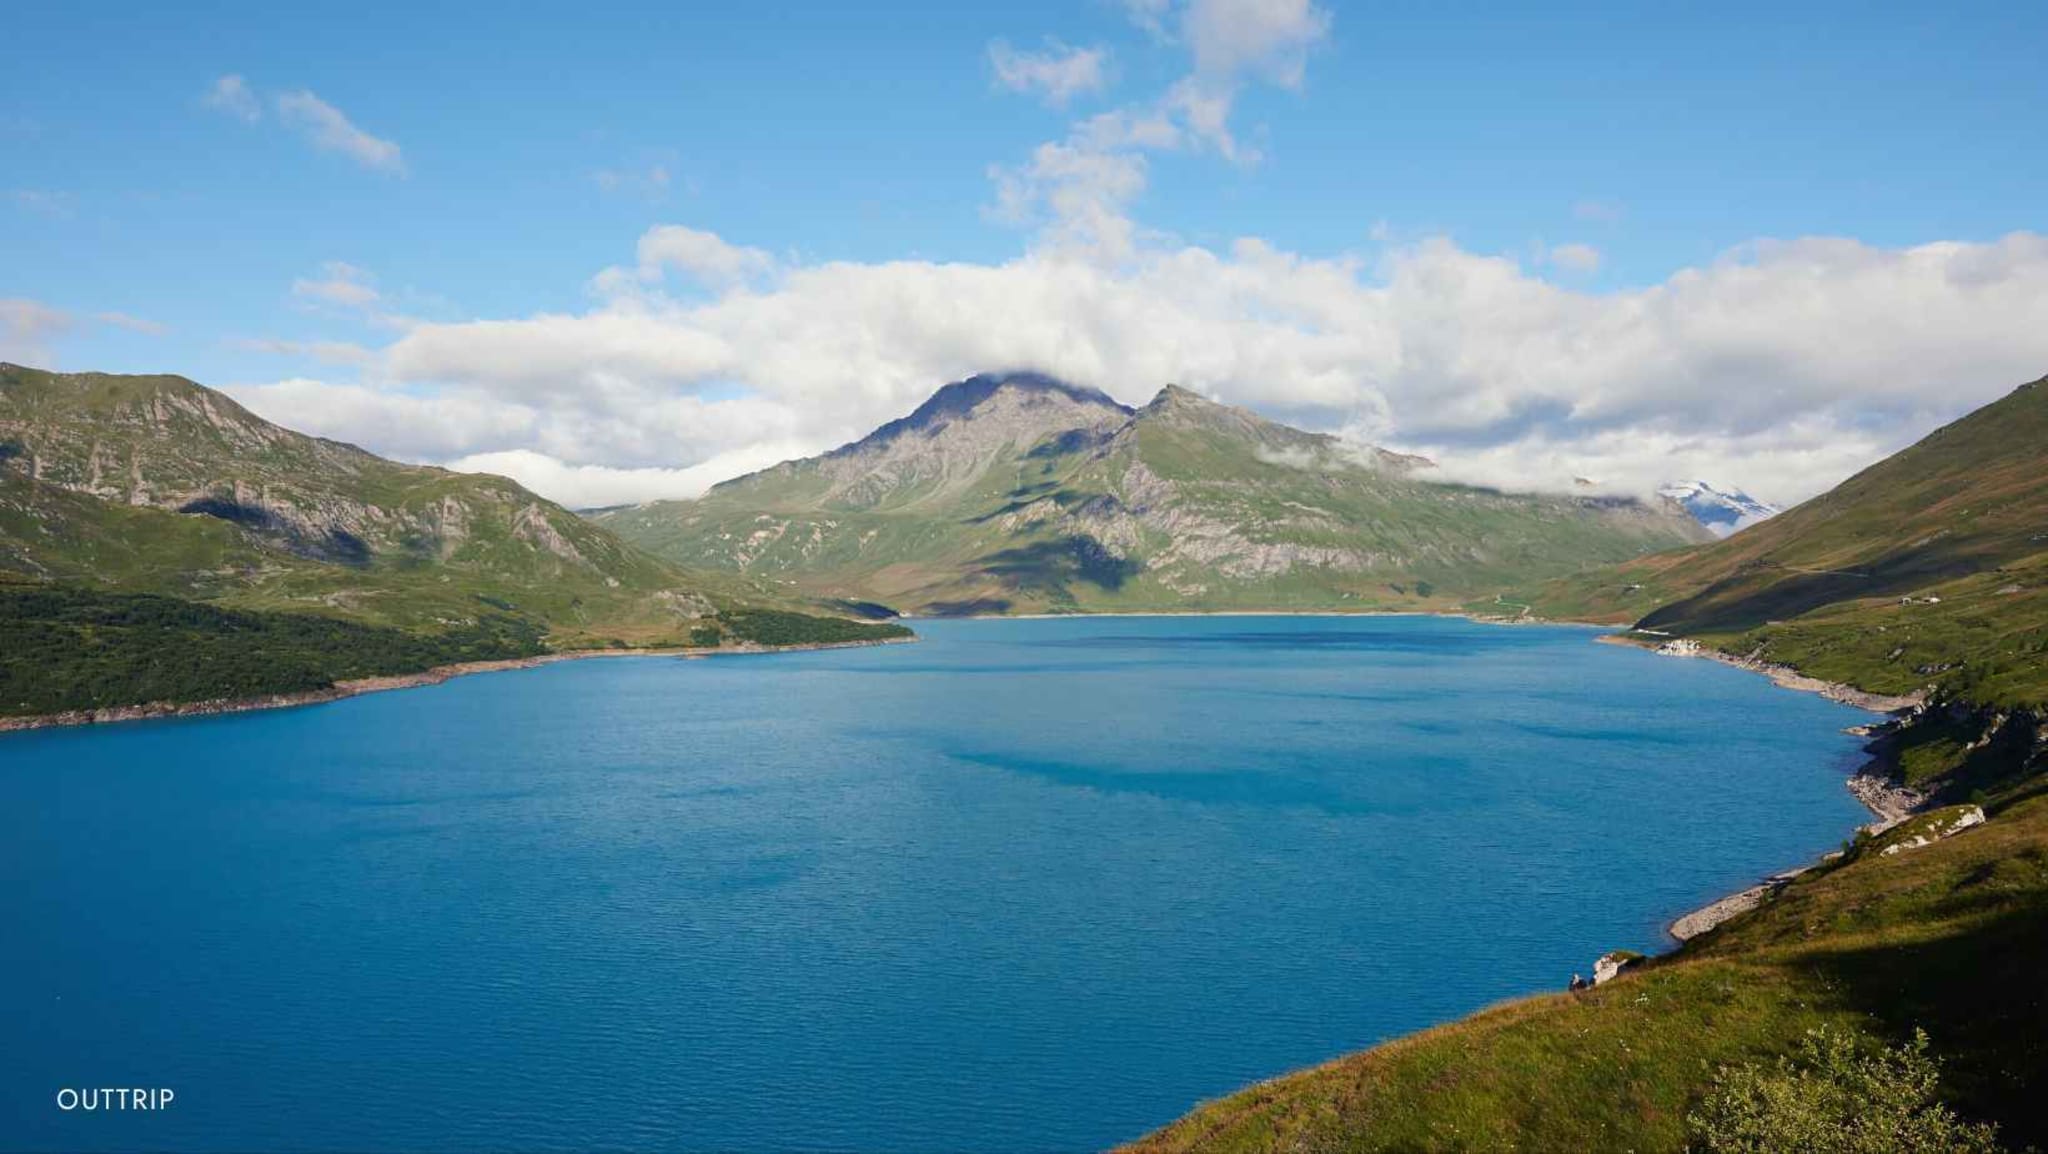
595, 372, 1711, 615
1658, 479, 1782, 537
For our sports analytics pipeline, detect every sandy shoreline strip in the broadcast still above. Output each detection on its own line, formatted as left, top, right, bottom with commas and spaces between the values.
0, 635, 915, 735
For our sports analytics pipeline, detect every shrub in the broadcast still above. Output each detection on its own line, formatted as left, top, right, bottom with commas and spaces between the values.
1688, 1026, 2003, 1153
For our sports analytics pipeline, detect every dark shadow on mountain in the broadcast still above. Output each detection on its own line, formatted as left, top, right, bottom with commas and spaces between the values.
179, 496, 372, 567
1636, 540, 2005, 634
975, 534, 1142, 596
0, 439, 22, 462
180, 495, 278, 531
966, 488, 1109, 525
920, 597, 1012, 616
1027, 427, 1115, 459
828, 598, 901, 619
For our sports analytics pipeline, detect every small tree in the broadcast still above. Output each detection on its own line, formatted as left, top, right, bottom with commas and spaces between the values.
1688, 1026, 2003, 1153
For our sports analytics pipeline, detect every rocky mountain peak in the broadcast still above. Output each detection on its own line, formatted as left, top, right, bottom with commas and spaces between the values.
1657, 479, 1782, 538
842, 372, 1129, 457
1145, 383, 1215, 411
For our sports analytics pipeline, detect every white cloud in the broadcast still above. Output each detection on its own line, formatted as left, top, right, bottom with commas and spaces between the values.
94, 311, 169, 335
989, 142, 1151, 261
990, 0, 1333, 260
227, 224, 2048, 508
1546, 242, 1602, 273
442, 444, 817, 508
273, 89, 404, 173
632, 225, 777, 287
1178, 0, 1331, 88
989, 40, 1111, 107
291, 261, 381, 309
222, 378, 537, 462
0, 298, 72, 365
1120, 0, 1174, 36
202, 74, 262, 122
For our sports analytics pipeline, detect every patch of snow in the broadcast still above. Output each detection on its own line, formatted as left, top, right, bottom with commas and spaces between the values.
1658, 479, 1783, 538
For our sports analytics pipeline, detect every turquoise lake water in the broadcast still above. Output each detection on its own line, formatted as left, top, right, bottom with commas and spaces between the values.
0, 615, 1873, 1152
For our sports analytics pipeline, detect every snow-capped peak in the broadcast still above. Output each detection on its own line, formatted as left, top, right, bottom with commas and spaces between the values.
1658, 480, 1782, 538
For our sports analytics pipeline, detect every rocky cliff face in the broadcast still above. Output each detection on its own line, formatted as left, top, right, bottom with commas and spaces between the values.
596, 371, 1710, 614
0, 363, 646, 582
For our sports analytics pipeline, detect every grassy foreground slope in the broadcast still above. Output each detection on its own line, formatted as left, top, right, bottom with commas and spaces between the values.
1136, 373, 2048, 1152
1131, 770, 2048, 1153
0, 364, 908, 717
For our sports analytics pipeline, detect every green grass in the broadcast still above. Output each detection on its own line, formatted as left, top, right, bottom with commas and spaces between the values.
719, 608, 912, 646
0, 581, 916, 718
0, 583, 546, 717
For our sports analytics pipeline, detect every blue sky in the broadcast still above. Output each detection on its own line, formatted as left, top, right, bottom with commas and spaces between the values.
6, 1, 2048, 506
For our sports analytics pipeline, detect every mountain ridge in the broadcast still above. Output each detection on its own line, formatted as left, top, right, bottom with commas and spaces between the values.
0, 362, 907, 721
1531, 372, 2048, 706
1659, 478, 1782, 537
597, 371, 1710, 614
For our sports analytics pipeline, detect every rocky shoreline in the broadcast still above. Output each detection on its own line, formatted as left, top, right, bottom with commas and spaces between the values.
1634, 632, 1929, 944
1597, 632, 1925, 712
0, 635, 916, 735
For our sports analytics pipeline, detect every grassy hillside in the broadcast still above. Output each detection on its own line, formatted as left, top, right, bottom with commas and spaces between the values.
0, 362, 741, 639
0, 581, 908, 719
1529, 375, 2048, 707
0, 363, 909, 715
0, 582, 545, 717
598, 375, 1709, 614
1131, 749, 2048, 1153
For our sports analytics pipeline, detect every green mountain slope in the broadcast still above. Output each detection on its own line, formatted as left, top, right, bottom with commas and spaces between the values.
597, 373, 1710, 614
0, 363, 906, 716
1533, 374, 2048, 706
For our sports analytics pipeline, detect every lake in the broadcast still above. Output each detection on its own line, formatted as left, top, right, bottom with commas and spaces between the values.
0, 615, 1873, 1152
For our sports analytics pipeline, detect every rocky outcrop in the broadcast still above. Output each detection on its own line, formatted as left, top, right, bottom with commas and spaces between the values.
1591, 950, 1645, 985
1878, 805, 1987, 856
0, 365, 663, 592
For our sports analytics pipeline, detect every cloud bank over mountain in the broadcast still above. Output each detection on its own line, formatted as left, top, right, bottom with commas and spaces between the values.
205, 1, 2048, 510
224, 226, 2048, 509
